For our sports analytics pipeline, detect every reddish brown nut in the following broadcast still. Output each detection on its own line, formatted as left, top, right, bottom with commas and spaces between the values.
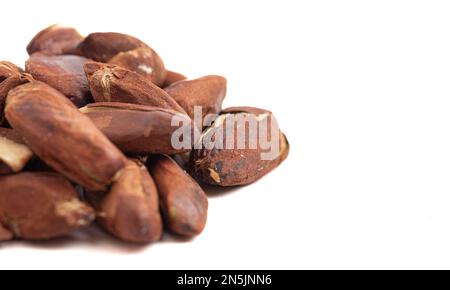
0, 222, 12, 241
0, 61, 23, 81
84, 62, 185, 113
0, 73, 34, 124
5, 81, 127, 191
164, 75, 227, 120
0, 172, 95, 240
25, 53, 93, 107
190, 107, 290, 186
26, 25, 84, 55
108, 47, 167, 87
148, 155, 208, 237
80, 102, 198, 154
0, 128, 33, 174
79, 32, 147, 62
162, 70, 187, 88
86, 160, 163, 243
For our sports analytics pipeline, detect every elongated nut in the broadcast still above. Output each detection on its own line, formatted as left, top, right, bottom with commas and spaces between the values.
164, 75, 227, 120
26, 54, 93, 107
109, 46, 167, 87
80, 102, 197, 154
190, 107, 290, 186
5, 81, 127, 191
87, 160, 163, 243
148, 155, 208, 237
162, 70, 187, 88
0, 172, 95, 240
84, 62, 184, 113
26, 24, 84, 55
0, 128, 33, 174
79, 32, 147, 62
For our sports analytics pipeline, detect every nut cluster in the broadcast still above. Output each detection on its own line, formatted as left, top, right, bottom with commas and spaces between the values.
0, 25, 289, 244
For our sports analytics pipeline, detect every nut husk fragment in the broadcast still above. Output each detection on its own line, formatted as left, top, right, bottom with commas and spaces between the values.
86, 160, 163, 243
84, 62, 185, 113
148, 155, 208, 237
26, 25, 84, 55
0, 172, 95, 240
164, 75, 227, 120
26, 53, 93, 107
162, 70, 187, 88
109, 47, 166, 87
80, 102, 197, 154
0, 73, 33, 124
5, 81, 127, 191
0, 128, 33, 174
190, 107, 290, 186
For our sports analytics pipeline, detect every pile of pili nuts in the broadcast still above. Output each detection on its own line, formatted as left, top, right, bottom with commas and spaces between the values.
0, 25, 289, 244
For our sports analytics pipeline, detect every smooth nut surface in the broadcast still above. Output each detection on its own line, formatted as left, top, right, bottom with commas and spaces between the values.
26, 24, 84, 55
87, 160, 163, 243
5, 81, 127, 191
80, 102, 197, 154
148, 155, 208, 237
0, 172, 95, 240
26, 53, 93, 107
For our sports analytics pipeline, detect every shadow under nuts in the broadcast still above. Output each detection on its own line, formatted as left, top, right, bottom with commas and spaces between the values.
86, 160, 163, 243
0, 172, 95, 240
190, 107, 290, 186
5, 81, 127, 191
80, 102, 197, 154
148, 155, 208, 237
0, 128, 33, 175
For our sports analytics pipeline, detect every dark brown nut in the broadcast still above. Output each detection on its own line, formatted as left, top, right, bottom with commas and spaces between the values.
0, 61, 23, 81
0, 128, 33, 174
26, 25, 84, 55
0, 223, 12, 241
162, 70, 187, 88
0, 172, 95, 240
190, 107, 290, 186
79, 32, 147, 62
164, 75, 227, 120
5, 81, 127, 191
86, 160, 163, 243
80, 102, 197, 154
25, 53, 93, 107
0, 74, 34, 124
108, 47, 167, 87
148, 155, 208, 237
84, 62, 186, 113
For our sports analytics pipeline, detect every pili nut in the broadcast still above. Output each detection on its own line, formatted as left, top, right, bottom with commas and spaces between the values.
79, 32, 148, 63
5, 81, 127, 191
148, 155, 208, 237
84, 62, 185, 113
162, 70, 187, 88
108, 46, 167, 87
86, 159, 163, 243
0, 172, 95, 240
26, 53, 93, 107
0, 128, 33, 175
164, 75, 227, 120
26, 24, 84, 55
80, 102, 198, 154
0, 73, 34, 124
190, 107, 290, 186
0, 61, 23, 81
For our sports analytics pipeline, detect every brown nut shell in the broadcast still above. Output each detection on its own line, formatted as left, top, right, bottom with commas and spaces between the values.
0, 61, 23, 81
162, 70, 187, 88
0, 73, 34, 124
108, 47, 167, 87
148, 155, 208, 237
0, 128, 33, 174
26, 53, 93, 107
26, 25, 84, 55
0, 223, 12, 241
87, 160, 163, 243
164, 75, 227, 120
84, 62, 185, 113
79, 32, 147, 62
5, 81, 127, 191
0, 172, 95, 240
190, 107, 290, 186
80, 102, 197, 154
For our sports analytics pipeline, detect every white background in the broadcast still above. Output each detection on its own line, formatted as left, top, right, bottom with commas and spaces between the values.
1, 0, 450, 270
